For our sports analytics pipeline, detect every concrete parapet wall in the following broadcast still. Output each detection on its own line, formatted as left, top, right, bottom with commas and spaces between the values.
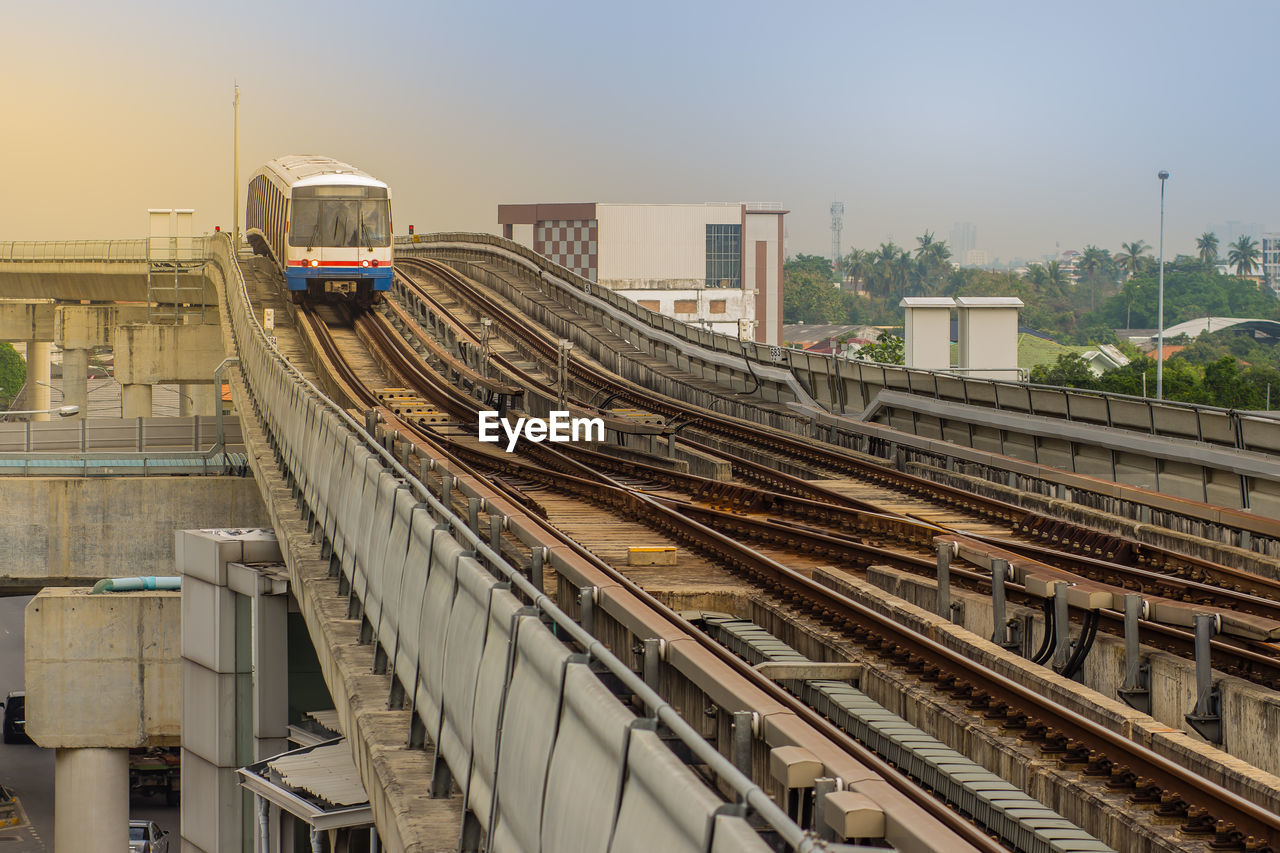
0, 477, 269, 590
908, 462, 1280, 579
25, 587, 180, 748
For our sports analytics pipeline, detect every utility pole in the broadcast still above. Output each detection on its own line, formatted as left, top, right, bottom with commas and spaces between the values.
1156, 170, 1169, 400
233, 84, 240, 248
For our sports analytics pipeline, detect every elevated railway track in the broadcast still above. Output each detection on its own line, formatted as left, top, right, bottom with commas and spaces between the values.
392, 259, 1280, 670
265, 249, 1280, 850
214, 231, 1280, 852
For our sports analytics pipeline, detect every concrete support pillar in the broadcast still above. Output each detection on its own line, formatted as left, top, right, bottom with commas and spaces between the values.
26, 340, 51, 421
54, 747, 128, 853
62, 348, 89, 420
122, 383, 153, 419
253, 589, 290, 760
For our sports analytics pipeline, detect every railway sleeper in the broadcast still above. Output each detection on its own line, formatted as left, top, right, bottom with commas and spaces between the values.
697, 612, 1116, 853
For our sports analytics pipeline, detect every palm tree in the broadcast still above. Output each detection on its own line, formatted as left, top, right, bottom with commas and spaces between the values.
842, 248, 874, 293
914, 231, 937, 259
1044, 260, 1069, 296
1025, 263, 1049, 288
914, 231, 952, 293
1228, 235, 1260, 277
1196, 232, 1220, 267
871, 242, 905, 298
1115, 240, 1150, 279
1120, 279, 1142, 329
1077, 245, 1110, 309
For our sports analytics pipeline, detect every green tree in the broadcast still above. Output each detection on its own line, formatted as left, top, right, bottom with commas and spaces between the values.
1196, 232, 1220, 266
913, 232, 952, 294
1077, 245, 1115, 310
1098, 355, 1204, 401
843, 248, 874, 292
1030, 352, 1099, 388
783, 257, 844, 323
1115, 240, 1150, 279
1228, 236, 1260, 277
866, 242, 909, 299
1044, 260, 1070, 296
1202, 356, 1256, 408
851, 334, 904, 365
786, 253, 835, 282
0, 343, 23, 406
1092, 270, 1280, 330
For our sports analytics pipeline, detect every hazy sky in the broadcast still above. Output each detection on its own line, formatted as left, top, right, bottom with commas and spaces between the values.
4, 0, 1277, 261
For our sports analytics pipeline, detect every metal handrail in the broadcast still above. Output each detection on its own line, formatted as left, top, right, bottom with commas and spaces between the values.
401, 233, 1277, 430
0, 237, 213, 263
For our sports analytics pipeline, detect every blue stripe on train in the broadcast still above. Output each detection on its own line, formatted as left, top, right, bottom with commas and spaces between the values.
284, 266, 393, 291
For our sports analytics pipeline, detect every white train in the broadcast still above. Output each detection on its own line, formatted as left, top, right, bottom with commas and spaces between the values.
246, 155, 393, 306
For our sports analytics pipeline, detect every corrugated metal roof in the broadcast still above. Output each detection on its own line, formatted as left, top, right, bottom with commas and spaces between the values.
267, 741, 367, 808
306, 709, 343, 735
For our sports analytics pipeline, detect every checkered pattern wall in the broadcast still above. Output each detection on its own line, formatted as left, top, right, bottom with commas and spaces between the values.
534, 219, 598, 281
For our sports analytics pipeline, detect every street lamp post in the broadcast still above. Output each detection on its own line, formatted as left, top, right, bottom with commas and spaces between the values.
1156, 170, 1170, 400
5, 405, 80, 419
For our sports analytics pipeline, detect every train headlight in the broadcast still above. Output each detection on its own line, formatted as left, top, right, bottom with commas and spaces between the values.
361, 260, 370, 267
309, 259, 319, 267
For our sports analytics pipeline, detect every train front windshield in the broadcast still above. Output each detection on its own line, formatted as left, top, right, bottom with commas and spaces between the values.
290, 186, 391, 248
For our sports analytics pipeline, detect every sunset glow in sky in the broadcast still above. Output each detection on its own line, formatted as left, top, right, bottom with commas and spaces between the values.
5, 0, 1278, 261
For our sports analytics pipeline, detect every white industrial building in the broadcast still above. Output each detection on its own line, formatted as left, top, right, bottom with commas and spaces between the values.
498, 202, 785, 345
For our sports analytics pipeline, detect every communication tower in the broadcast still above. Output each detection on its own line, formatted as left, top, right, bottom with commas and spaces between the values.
830, 201, 845, 281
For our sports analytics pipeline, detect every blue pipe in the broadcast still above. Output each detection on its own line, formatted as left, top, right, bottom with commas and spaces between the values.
90, 577, 182, 594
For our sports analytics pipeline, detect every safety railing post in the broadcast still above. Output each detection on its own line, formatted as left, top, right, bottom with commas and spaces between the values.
1051, 583, 1071, 672
1185, 613, 1223, 744
935, 542, 952, 620
1118, 594, 1151, 713
578, 586, 595, 635
990, 558, 1009, 646
732, 711, 753, 777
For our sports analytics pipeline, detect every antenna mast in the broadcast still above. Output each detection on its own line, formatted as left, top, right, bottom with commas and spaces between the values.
830, 201, 845, 282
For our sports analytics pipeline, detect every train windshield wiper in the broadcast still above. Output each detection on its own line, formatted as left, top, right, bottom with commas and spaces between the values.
360, 207, 372, 251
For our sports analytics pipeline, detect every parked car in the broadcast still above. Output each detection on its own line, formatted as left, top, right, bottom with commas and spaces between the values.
1, 692, 31, 745
128, 819, 169, 853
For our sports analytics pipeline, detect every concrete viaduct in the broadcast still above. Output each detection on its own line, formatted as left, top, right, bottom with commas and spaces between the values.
7, 234, 1280, 852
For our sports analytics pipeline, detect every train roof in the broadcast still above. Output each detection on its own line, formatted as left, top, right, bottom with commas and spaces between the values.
261, 155, 389, 190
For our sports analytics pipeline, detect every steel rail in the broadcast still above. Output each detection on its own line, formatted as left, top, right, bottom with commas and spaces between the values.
346, 297, 1279, 846
306, 304, 1003, 853
397, 257, 1280, 617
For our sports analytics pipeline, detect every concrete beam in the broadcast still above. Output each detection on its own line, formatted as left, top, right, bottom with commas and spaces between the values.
0, 477, 270, 592
54, 303, 149, 350
0, 300, 54, 341
0, 270, 200, 302
114, 322, 226, 385
25, 587, 180, 748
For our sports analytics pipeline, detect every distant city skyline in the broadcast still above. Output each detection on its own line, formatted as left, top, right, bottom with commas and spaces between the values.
4, 1, 1279, 265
